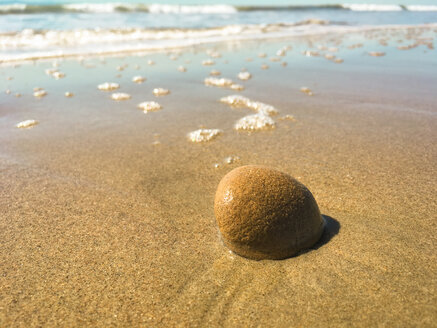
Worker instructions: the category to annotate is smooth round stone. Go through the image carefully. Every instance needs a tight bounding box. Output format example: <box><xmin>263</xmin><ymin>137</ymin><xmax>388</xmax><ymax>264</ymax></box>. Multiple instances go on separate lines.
<box><xmin>214</xmin><ymin>165</ymin><xmax>324</xmax><ymax>260</ymax></box>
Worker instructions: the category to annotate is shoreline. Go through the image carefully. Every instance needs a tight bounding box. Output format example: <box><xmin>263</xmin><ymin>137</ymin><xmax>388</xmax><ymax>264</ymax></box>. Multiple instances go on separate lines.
<box><xmin>1</xmin><ymin>23</ymin><xmax>437</xmax><ymax>64</ymax></box>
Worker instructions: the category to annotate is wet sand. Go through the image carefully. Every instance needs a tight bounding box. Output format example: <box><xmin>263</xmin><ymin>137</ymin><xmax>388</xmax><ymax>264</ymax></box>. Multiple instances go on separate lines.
<box><xmin>1</xmin><ymin>30</ymin><xmax>437</xmax><ymax>327</ymax></box>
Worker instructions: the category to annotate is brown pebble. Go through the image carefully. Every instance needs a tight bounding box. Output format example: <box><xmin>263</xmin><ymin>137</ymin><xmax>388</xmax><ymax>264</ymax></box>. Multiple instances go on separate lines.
<box><xmin>214</xmin><ymin>166</ymin><xmax>324</xmax><ymax>260</ymax></box>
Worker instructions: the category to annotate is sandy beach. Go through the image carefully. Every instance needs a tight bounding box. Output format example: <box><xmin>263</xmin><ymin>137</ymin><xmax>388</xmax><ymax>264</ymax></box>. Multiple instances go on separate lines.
<box><xmin>1</xmin><ymin>27</ymin><xmax>437</xmax><ymax>327</ymax></box>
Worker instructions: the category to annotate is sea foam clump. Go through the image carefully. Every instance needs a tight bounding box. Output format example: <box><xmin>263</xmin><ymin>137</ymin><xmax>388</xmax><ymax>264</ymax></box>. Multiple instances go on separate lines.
<box><xmin>111</xmin><ymin>92</ymin><xmax>131</xmax><ymax>100</ymax></box>
<box><xmin>153</xmin><ymin>88</ymin><xmax>170</xmax><ymax>96</ymax></box>
<box><xmin>237</xmin><ymin>71</ymin><xmax>252</xmax><ymax>81</ymax></box>
<box><xmin>220</xmin><ymin>95</ymin><xmax>279</xmax><ymax>131</ymax></box>
<box><xmin>204</xmin><ymin>77</ymin><xmax>233</xmax><ymax>88</ymax></box>
<box><xmin>187</xmin><ymin>129</ymin><xmax>223</xmax><ymax>143</ymax></box>
<box><xmin>220</xmin><ymin>95</ymin><xmax>279</xmax><ymax>115</ymax></box>
<box><xmin>33</xmin><ymin>89</ymin><xmax>47</xmax><ymax>98</ymax></box>
<box><xmin>98</xmin><ymin>82</ymin><xmax>120</xmax><ymax>91</ymax></box>
<box><xmin>234</xmin><ymin>113</ymin><xmax>276</xmax><ymax>131</ymax></box>
<box><xmin>132</xmin><ymin>76</ymin><xmax>146</xmax><ymax>83</ymax></box>
<box><xmin>138</xmin><ymin>101</ymin><xmax>162</xmax><ymax>112</ymax></box>
<box><xmin>16</xmin><ymin>119</ymin><xmax>38</xmax><ymax>129</ymax></box>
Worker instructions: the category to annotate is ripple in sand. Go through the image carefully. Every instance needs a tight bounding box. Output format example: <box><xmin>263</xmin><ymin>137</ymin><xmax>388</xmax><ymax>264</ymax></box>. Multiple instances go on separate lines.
<box><xmin>153</xmin><ymin>88</ymin><xmax>170</xmax><ymax>96</ymax></box>
<box><xmin>64</xmin><ymin>92</ymin><xmax>73</xmax><ymax>97</ymax></box>
<box><xmin>187</xmin><ymin>129</ymin><xmax>223</xmax><ymax>143</ymax></box>
<box><xmin>202</xmin><ymin>59</ymin><xmax>215</xmax><ymax>66</ymax></box>
<box><xmin>210</xmin><ymin>70</ymin><xmax>221</xmax><ymax>76</ymax></box>
<box><xmin>132</xmin><ymin>76</ymin><xmax>146</xmax><ymax>83</ymax></box>
<box><xmin>16</xmin><ymin>119</ymin><xmax>38</xmax><ymax>129</ymax></box>
<box><xmin>33</xmin><ymin>89</ymin><xmax>47</xmax><ymax>98</ymax></box>
<box><xmin>237</xmin><ymin>71</ymin><xmax>251</xmax><ymax>81</ymax></box>
<box><xmin>204</xmin><ymin>77</ymin><xmax>233</xmax><ymax>88</ymax></box>
<box><xmin>368</xmin><ymin>51</ymin><xmax>386</xmax><ymax>57</ymax></box>
<box><xmin>111</xmin><ymin>92</ymin><xmax>131</xmax><ymax>101</ymax></box>
<box><xmin>235</xmin><ymin>113</ymin><xmax>276</xmax><ymax>131</ymax></box>
<box><xmin>177</xmin><ymin>66</ymin><xmax>187</xmax><ymax>72</ymax></box>
<box><xmin>138</xmin><ymin>101</ymin><xmax>162</xmax><ymax>112</ymax></box>
<box><xmin>98</xmin><ymin>82</ymin><xmax>120</xmax><ymax>91</ymax></box>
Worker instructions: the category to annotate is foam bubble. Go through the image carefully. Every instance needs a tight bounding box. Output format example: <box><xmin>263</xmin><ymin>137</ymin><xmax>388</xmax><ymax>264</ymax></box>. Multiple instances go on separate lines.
<box><xmin>220</xmin><ymin>95</ymin><xmax>251</xmax><ymax>107</ymax></box>
<box><xmin>224</xmin><ymin>156</ymin><xmax>240</xmax><ymax>164</ymax></box>
<box><xmin>33</xmin><ymin>90</ymin><xmax>47</xmax><ymax>98</ymax></box>
<box><xmin>132</xmin><ymin>76</ymin><xmax>146</xmax><ymax>83</ymax></box>
<box><xmin>138</xmin><ymin>101</ymin><xmax>162</xmax><ymax>112</ymax></box>
<box><xmin>153</xmin><ymin>88</ymin><xmax>170</xmax><ymax>96</ymax></box>
<box><xmin>220</xmin><ymin>95</ymin><xmax>278</xmax><ymax>115</ymax></box>
<box><xmin>16</xmin><ymin>119</ymin><xmax>38</xmax><ymax>129</ymax></box>
<box><xmin>303</xmin><ymin>50</ymin><xmax>320</xmax><ymax>57</ymax></box>
<box><xmin>187</xmin><ymin>129</ymin><xmax>223</xmax><ymax>143</ymax></box>
<box><xmin>234</xmin><ymin>114</ymin><xmax>276</xmax><ymax>131</ymax></box>
<box><xmin>111</xmin><ymin>92</ymin><xmax>131</xmax><ymax>101</ymax></box>
<box><xmin>204</xmin><ymin>77</ymin><xmax>233</xmax><ymax>87</ymax></box>
<box><xmin>202</xmin><ymin>59</ymin><xmax>215</xmax><ymax>66</ymax></box>
<box><xmin>237</xmin><ymin>71</ymin><xmax>251</xmax><ymax>81</ymax></box>
<box><xmin>279</xmin><ymin>114</ymin><xmax>296</xmax><ymax>121</ymax></box>
<box><xmin>210</xmin><ymin>70</ymin><xmax>221</xmax><ymax>76</ymax></box>
<box><xmin>147</xmin><ymin>60</ymin><xmax>155</xmax><ymax>65</ymax></box>
<box><xmin>368</xmin><ymin>51</ymin><xmax>386</xmax><ymax>57</ymax></box>
<box><xmin>177</xmin><ymin>66</ymin><xmax>187</xmax><ymax>72</ymax></box>
<box><xmin>261</xmin><ymin>64</ymin><xmax>269</xmax><ymax>70</ymax></box>
<box><xmin>64</xmin><ymin>92</ymin><xmax>73</xmax><ymax>97</ymax></box>
<box><xmin>98</xmin><ymin>82</ymin><xmax>120</xmax><ymax>91</ymax></box>
<box><xmin>52</xmin><ymin>71</ymin><xmax>65</xmax><ymax>79</ymax></box>
<box><xmin>300</xmin><ymin>87</ymin><xmax>313</xmax><ymax>96</ymax></box>
<box><xmin>258</xmin><ymin>53</ymin><xmax>267</xmax><ymax>58</ymax></box>
<box><xmin>230</xmin><ymin>84</ymin><xmax>245</xmax><ymax>91</ymax></box>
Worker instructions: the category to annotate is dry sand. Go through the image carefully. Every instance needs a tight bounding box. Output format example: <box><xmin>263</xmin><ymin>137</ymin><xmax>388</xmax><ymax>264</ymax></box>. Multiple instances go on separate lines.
<box><xmin>1</xmin><ymin>32</ymin><xmax>436</xmax><ymax>327</ymax></box>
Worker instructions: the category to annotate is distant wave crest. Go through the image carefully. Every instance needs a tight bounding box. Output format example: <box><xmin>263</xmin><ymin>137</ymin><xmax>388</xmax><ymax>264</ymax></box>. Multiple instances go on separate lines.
<box><xmin>1</xmin><ymin>3</ymin><xmax>437</xmax><ymax>15</ymax></box>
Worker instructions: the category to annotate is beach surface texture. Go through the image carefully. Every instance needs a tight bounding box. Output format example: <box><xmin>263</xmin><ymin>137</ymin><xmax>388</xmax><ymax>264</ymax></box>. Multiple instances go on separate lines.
<box><xmin>1</xmin><ymin>4</ymin><xmax>437</xmax><ymax>326</ymax></box>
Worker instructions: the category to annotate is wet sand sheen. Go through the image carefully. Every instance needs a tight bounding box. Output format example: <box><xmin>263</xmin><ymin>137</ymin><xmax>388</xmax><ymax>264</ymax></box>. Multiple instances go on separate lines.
<box><xmin>1</xmin><ymin>33</ymin><xmax>436</xmax><ymax>327</ymax></box>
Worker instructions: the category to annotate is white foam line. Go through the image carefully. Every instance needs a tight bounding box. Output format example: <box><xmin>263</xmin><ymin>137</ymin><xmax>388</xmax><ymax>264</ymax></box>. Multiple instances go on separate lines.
<box><xmin>406</xmin><ymin>5</ymin><xmax>437</xmax><ymax>12</ymax></box>
<box><xmin>1</xmin><ymin>23</ymin><xmax>436</xmax><ymax>63</ymax></box>
<box><xmin>342</xmin><ymin>4</ymin><xmax>403</xmax><ymax>11</ymax></box>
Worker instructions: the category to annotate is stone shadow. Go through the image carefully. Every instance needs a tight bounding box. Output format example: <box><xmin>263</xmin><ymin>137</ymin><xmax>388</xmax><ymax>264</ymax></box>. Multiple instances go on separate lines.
<box><xmin>311</xmin><ymin>215</ymin><xmax>340</xmax><ymax>251</ymax></box>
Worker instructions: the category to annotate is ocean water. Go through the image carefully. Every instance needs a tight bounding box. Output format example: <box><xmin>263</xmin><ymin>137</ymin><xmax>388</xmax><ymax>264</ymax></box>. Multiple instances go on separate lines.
<box><xmin>0</xmin><ymin>1</ymin><xmax>436</xmax><ymax>62</ymax></box>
